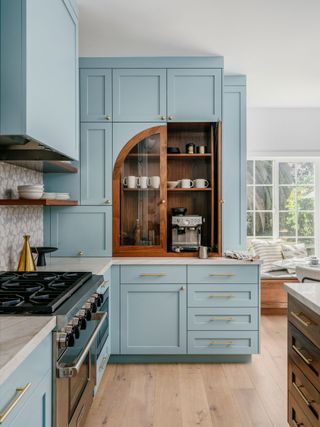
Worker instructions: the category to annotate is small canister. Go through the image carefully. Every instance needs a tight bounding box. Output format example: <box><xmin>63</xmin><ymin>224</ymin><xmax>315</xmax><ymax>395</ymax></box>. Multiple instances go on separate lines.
<box><xmin>197</xmin><ymin>145</ymin><xmax>207</xmax><ymax>154</ymax></box>
<box><xmin>186</xmin><ymin>143</ymin><xmax>196</xmax><ymax>154</ymax></box>
<box><xmin>199</xmin><ymin>246</ymin><xmax>208</xmax><ymax>259</ymax></box>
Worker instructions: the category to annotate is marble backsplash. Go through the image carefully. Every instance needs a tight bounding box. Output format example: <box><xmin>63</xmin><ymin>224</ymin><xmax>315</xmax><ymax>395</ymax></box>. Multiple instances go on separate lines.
<box><xmin>0</xmin><ymin>162</ymin><xmax>43</xmax><ymax>270</ymax></box>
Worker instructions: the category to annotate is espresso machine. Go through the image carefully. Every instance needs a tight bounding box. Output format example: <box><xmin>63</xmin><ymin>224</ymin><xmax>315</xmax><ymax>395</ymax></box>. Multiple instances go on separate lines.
<box><xmin>171</xmin><ymin>208</ymin><xmax>203</xmax><ymax>252</ymax></box>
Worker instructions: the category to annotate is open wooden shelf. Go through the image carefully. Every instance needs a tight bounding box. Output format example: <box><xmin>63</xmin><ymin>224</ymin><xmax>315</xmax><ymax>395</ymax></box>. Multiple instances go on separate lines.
<box><xmin>0</xmin><ymin>199</ymin><xmax>78</xmax><ymax>206</ymax></box>
<box><xmin>167</xmin><ymin>187</ymin><xmax>212</xmax><ymax>192</ymax></box>
<box><xmin>167</xmin><ymin>154</ymin><xmax>212</xmax><ymax>158</ymax></box>
<box><xmin>122</xmin><ymin>188</ymin><xmax>160</xmax><ymax>191</ymax></box>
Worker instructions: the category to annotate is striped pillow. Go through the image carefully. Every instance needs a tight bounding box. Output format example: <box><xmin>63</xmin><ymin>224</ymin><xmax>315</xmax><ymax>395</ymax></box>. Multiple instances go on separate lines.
<box><xmin>251</xmin><ymin>239</ymin><xmax>283</xmax><ymax>273</ymax></box>
<box><xmin>282</xmin><ymin>243</ymin><xmax>307</xmax><ymax>259</ymax></box>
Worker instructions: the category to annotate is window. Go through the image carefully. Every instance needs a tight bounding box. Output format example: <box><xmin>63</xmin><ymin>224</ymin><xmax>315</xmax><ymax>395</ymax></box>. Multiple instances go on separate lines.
<box><xmin>247</xmin><ymin>159</ymin><xmax>317</xmax><ymax>255</ymax></box>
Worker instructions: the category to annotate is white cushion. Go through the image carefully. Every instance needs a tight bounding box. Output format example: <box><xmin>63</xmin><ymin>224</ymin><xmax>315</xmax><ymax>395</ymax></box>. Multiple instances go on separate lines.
<box><xmin>251</xmin><ymin>239</ymin><xmax>283</xmax><ymax>273</ymax></box>
<box><xmin>282</xmin><ymin>243</ymin><xmax>307</xmax><ymax>259</ymax></box>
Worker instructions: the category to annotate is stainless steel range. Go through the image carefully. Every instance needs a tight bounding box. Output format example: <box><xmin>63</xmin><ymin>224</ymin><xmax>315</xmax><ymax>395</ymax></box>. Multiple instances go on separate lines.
<box><xmin>0</xmin><ymin>271</ymin><xmax>109</xmax><ymax>427</ymax></box>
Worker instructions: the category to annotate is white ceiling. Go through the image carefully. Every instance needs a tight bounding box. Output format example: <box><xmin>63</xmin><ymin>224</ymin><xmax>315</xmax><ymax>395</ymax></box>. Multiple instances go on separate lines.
<box><xmin>78</xmin><ymin>0</ymin><xmax>320</xmax><ymax>108</ymax></box>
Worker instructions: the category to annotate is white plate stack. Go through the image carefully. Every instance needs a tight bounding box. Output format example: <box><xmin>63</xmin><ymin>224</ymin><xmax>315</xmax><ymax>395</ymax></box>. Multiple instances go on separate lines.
<box><xmin>18</xmin><ymin>185</ymin><xmax>44</xmax><ymax>200</ymax></box>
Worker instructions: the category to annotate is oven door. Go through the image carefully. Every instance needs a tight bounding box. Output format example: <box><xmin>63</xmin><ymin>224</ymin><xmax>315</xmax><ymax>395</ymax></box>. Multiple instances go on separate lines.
<box><xmin>56</xmin><ymin>312</ymin><xmax>107</xmax><ymax>427</ymax></box>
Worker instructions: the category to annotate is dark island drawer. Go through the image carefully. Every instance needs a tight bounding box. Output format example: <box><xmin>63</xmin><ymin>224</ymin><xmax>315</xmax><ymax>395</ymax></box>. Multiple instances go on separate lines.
<box><xmin>289</xmin><ymin>295</ymin><xmax>320</xmax><ymax>350</ymax></box>
<box><xmin>289</xmin><ymin>392</ymin><xmax>316</xmax><ymax>427</ymax></box>
<box><xmin>289</xmin><ymin>359</ymin><xmax>320</xmax><ymax>426</ymax></box>
<box><xmin>289</xmin><ymin>323</ymin><xmax>320</xmax><ymax>391</ymax></box>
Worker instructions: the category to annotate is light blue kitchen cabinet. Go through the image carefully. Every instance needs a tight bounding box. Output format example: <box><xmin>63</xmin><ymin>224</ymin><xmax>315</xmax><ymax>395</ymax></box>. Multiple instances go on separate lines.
<box><xmin>50</xmin><ymin>206</ymin><xmax>112</xmax><ymax>256</ymax></box>
<box><xmin>222</xmin><ymin>76</ymin><xmax>247</xmax><ymax>251</ymax></box>
<box><xmin>113</xmin><ymin>69</ymin><xmax>166</xmax><ymax>122</ymax></box>
<box><xmin>188</xmin><ymin>331</ymin><xmax>258</xmax><ymax>355</ymax></box>
<box><xmin>80</xmin><ymin>123</ymin><xmax>112</xmax><ymax>205</ymax></box>
<box><xmin>0</xmin><ymin>0</ymin><xmax>79</xmax><ymax>160</ymax></box>
<box><xmin>167</xmin><ymin>69</ymin><xmax>222</xmax><ymax>122</ymax></box>
<box><xmin>80</xmin><ymin>69</ymin><xmax>112</xmax><ymax>122</ymax></box>
<box><xmin>121</xmin><ymin>284</ymin><xmax>187</xmax><ymax>354</ymax></box>
<box><xmin>0</xmin><ymin>335</ymin><xmax>52</xmax><ymax>427</ymax></box>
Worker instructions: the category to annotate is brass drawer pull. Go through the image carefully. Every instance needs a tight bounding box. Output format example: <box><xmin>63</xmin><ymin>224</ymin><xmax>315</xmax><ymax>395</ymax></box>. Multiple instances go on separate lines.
<box><xmin>208</xmin><ymin>273</ymin><xmax>236</xmax><ymax>277</ymax></box>
<box><xmin>292</xmin><ymin>381</ymin><xmax>314</xmax><ymax>407</ymax></box>
<box><xmin>0</xmin><ymin>383</ymin><xmax>31</xmax><ymax>423</ymax></box>
<box><xmin>209</xmin><ymin>340</ymin><xmax>234</xmax><ymax>346</ymax></box>
<box><xmin>209</xmin><ymin>316</ymin><xmax>235</xmax><ymax>321</ymax></box>
<box><xmin>293</xmin><ymin>420</ymin><xmax>304</xmax><ymax>427</ymax></box>
<box><xmin>209</xmin><ymin>294</ymin><xmax>233</xmax><ymax>298</ymax></box>
<box><xmin>99</xmin><ymin>356</ymin><xmax>108</xmax><ymax>371</ymax></box>
<box><xmin>292</xmin><ymin>344</ymin><xmax>313</xmax><ymax>365</ymax></box>
<box><xmin>291</xmin><ymin>311</ymin><xmax>312</xmax><ymax>328</ymax></box>
<box><xmin>139</xmin><ymin>273</ymin><xmax>167</xmax><ymax>277</ymax></box>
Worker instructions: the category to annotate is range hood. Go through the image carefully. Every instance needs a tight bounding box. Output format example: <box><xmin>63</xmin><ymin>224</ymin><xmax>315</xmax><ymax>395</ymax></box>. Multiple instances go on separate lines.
<box><xmin>0</xmin><ymin>135</ymin><xmax>72</xmax><ymax>161</ymax></box>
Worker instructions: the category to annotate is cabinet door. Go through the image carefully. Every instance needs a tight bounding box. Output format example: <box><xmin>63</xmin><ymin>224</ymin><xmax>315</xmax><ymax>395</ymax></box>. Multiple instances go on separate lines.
<box><xmin>81</xmin><ymin>123</ymin><xmax>112</xmax><ymax>205</ymax></box>
<box><xmin>50</xmin><ymin>206</ymin><xmax>112</xmax><ymax>256</ymax></box>
<box><xmin>9</xmin><ymin>371</ymin><xmax>52</xmax><ymax>427</ymax></box>
<box><xmin>222</xmin><ymin>83</ymin><xmax>246</xmax><ymax>251</ymax></box>
<box><xmin>167</xmin><ymin>69</ymin><xmax>222</xmax><ymax>121</ymax></box>
<box><xmin>113</xmin><ymin>69</ymin><xmax>166</xmax><ymax>122</ymax></box>
<box><xmin>121</xmin><ymin>284</ymin><xmax>186</xmax><ymax>354</ymax></box>
<box><xmin>80</xmin><ymin>69</ymin><xmax>112</xmax><ymax>122</ymax></box>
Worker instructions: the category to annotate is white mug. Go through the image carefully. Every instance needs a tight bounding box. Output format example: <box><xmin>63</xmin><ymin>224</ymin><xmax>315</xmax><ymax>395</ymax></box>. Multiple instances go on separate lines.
<box><xmin>193</xmin><ymin>179</ymin><xmax>209</xmax><ymax>188</ymax></box>
<box><xmin>138</xmin><ymin>176</ymin><xmax>149</xmax><ymax>189</ymax></box>
<box><xmin>123</xmin><ymin>176</ymin><xmax>137</xmax><ymax>189</ymax></box>
<box><xmin>149</xmin><ymin>176</ymin><xmax>160</xmax><ymax>189</ymax></box>
<box><xmin>180</xmin><ymin>179</ymin><xmax>194</xmax><ymax>188</ymax></box>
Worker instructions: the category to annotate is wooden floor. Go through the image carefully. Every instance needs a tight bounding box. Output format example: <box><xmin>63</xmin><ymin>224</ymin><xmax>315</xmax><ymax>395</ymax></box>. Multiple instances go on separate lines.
<box><xmin>85</xmin><ymin>315</ymin><xmax>288</xmax><ymax>427</ymax></box>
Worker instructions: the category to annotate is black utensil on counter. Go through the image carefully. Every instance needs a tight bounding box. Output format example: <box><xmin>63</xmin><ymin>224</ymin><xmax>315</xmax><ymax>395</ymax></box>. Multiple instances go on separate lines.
<box><xmin>31</xmin><ymin>247</ymin><xmax>58</xmax><ymax>266</ymax></box>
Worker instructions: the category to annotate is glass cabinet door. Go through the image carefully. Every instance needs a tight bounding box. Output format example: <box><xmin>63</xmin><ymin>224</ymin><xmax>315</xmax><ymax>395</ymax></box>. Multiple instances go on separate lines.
<box><xmin>113</xmin><ymin>126</ymin><xmax>167</xmax><ymax>254</ymax></box>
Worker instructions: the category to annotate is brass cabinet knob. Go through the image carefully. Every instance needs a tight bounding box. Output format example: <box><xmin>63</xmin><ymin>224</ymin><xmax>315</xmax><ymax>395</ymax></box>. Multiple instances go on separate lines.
<box><xmin>168</xmin><ymin>115</ymin><xmax>173</xmax><ymax>120</ymax></box>
<box><xmin>160</xmin><ymin>200</ymin><xmax>166</xmax><ymax>204</ymax></box>
<box><xmin>160</xmin><ymin>116</ymin><xmax>166</xmax><ymax>121</ymax></box>
<box><xmin>105</xmin><ymin>116</ymin><xmax>112</xmax><ymax>121</ymax></box>
<box><xmin>220</xmin><ymin>199</ymin><xmax>225</xmax><ymax>204</ymax></box>
<box><xmin>105</xmin><ymin>199</ymin><xmax>112</xmax><ymax>205</ymax></box>
<box><xmin>78</xmin><ymin>250</ymin><xmax>85</xmax><ymax>257</ymax></box>
<box><xmin>180</xmin><ymin>286</ymin><xmax>186</xmax><ymax>291</ymax></box>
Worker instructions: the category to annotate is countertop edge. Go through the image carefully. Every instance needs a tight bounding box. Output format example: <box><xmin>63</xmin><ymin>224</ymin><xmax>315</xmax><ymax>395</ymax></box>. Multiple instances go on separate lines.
<box><xmin>284</xmin><ymin>283</ymin><xmax>320</xmax><ymax>316</ymax></box>
<box><xmin>0</xmin><ymin>317</ymin><xmax>56</xmax><ymax>386</ymax></box>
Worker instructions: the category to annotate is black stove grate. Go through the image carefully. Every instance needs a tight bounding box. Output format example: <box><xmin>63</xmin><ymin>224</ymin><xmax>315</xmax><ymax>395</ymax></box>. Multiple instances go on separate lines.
<box><xmin>0</xmin><ymin>271</ymin><xmax>92</xmax><ymax>314</ymax></box>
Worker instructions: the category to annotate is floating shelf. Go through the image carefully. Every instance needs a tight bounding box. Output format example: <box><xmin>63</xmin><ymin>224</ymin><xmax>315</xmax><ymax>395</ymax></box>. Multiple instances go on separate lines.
<box><xmin>167</xmin><ymin>154</ymin><xmax>212</xmax><ymax>158</ymax></box>
<box><xmin>167</xmin><ymin>188</ymin><xmax>212</xmax><ymax>192</ymax></box>
<box><xmin>4</xmin><ymin>160</ymin><xmax>78</xmax><ymax>173</ymax></box>
<box><xmin>0</xmin><ymin>199</ymin><xmax>79</xmax><ymax>206</ymax></box>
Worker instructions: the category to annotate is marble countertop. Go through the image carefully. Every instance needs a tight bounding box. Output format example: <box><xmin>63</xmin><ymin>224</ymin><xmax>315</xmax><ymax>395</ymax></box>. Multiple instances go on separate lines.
<box><xmin>284</xmin><ymin>282</ymin><xmax>320</xmax><ymax>316</ymax></box>
<box><xmin>0</xmin><ymin>316</ymin><xmax>56</xmax><ymax>386</ymax></box>
<box><xmin>39</xmin><ymin>256</ymin><xmax>262</xmax><ymax>275</ymax></box>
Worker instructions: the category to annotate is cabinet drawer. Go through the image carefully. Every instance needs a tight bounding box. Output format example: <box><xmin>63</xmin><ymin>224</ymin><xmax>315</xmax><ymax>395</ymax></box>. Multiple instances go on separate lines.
<box><xmin>120</xmin><ymin>265</ymin><xmax>186</xmax><ymax>284</ymax></box>
<box><xmin>188</xmin><ymin>284</ymin><xmax>258</xmax><ymax>308</ymax></box>
<box><xmin>188</xmin><ymin>307</ymin><xmax>258</xmax><ymax>331</ymax></box>
<box><xmin>289</xmin><ymin>296</ymin><xmax>320</xmax><ymax>349</ymax></box>
<box><xmin>0</xmin><ymin>335</ymin><xmax>52</xmax><ymax>426</ymax></box>
<box><xmin>288</xmin><ymin>324</ymin><xmax>320</xmax><ymax>390</ymax></box>
<box><xmin>188</xmin><ymin>331</ymin><xmax>258</xmax><ymax>355</ymax></box>
<box><xmin>289</xmin><ymin>359</ymin><xmax>320</xmax><ymax>426</ymax></box>
<box><xmin>288</xmin><ymin>392</ymin><xmax>315</xmax><ymax>427</ymax></box>
<box><xmin>188</xmin><ymin>265</ymin><xmax>258</xmax><ymax>284</ymax></box>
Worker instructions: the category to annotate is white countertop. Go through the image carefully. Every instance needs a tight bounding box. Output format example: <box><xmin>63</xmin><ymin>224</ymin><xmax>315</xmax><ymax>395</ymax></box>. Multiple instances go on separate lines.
<box><xmin>39</xmin><ymin>256</ymin><xmax>262</xmax><ymax>275</ymax></box>
<box><xmin>284</xmin><ymin>282</ymin><xmax>320</xmax><ymax>316</ymax></box>
<box><xmin>0</xmin><ymin>316</ymin><xmax>56</xmax><ymax>386</ymax></box>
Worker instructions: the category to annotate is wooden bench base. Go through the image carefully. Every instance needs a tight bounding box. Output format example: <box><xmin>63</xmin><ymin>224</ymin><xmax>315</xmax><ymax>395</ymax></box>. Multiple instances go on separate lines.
<box><xmin>261</xmin><ymin>278</ymin><xmax>299</xmax><ymax>315</ymax></box>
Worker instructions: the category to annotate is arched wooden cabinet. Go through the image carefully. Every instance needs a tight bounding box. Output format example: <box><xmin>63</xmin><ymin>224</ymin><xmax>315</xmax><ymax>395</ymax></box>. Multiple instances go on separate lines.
<box><xmin>112</xmin><ymin>122</ymin><xmax>222</xmax><ymax>256</ymax></box>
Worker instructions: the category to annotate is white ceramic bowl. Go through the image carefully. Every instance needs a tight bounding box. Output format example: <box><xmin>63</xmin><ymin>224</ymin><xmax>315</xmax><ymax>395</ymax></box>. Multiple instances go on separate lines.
<box><xmin>19</xmin><ymin>192</ymin><xmax>43</xmax><ymax>200</ymax></box>
<box><xmin>18</xmin><ymin>185</ymin><xmax>44</xmax><ymax>190</ymax></box>
<box><xmin>167</xmin><ymin>181</ymin><xmax>179</xmax><ymax>189</ymax></box>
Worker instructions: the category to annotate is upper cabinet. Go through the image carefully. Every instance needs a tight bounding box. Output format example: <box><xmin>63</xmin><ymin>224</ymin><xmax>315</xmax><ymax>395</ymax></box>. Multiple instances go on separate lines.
<box><xmin>0</xmin><ymin>0</ymin><xmax>79</xmax><ymax>160</ymax></box>
<box><xmin>80</xmin><ymin>69</ymin><xmax>112</xmax><ymax>122</ymax></box>
<box><xmin>167</xmin><ymin>69</ymin><xmax>222</xmax><ymax>122</ymax></box>
<box><xmin>113</xmin><ymin>69</ymin><xmax>166</xmax><ymax>122</ymax></box>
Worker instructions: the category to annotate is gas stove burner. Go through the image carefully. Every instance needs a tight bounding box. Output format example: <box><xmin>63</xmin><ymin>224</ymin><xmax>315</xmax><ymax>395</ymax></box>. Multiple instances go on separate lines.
<box><xmin>0</xmin><ymin>274</ymin><xmax>19</xmax><ymax>283</ymax></box>
<box><xmin>0</xmin><ymin>294</ymin><xmax>23</xmax><ymax>307</ymax></box>
<box><xmin>63</xmin><ymin>273</ymin><xmax>80</xmax><ymax>278</ymax></box>
<box><xmin>29</xmin><ymin>291</ymin><xmax>59</xmax><ymax>305</ymax></box>
<box><xmin>49</xmin><ymin>282</ymin><xmax>67</xmax><ymax>290</ymax></box>
<box><xmin>22</xmin><ymin>272</ymin><xmax>59</xmax><ymax>281</ymax></box>
<box><xmin>1</xmin><ymin>282</ymin><xmax>44</xmax><ymax>294</ymax></box>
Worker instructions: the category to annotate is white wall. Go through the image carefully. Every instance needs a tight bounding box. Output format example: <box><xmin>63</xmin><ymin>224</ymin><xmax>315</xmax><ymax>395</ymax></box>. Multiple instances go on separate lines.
<box><xmin>247</xmin><ymin>108</ymin><xmax>320</xmax><ymax>156</ymax></box>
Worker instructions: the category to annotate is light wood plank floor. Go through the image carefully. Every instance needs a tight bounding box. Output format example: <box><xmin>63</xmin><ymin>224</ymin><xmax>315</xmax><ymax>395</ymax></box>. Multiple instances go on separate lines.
<box><xmin>85</xmin><ymin>315</ymin><xmax>288</xmax><ymax>427</ymax></box>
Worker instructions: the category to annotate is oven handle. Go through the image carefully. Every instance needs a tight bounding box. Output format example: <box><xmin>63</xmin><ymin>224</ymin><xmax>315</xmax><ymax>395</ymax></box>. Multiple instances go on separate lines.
<box><xmin>56</xmin><ymin>312</ymin><xmax>107</xmax><ymax>378</ymax></box>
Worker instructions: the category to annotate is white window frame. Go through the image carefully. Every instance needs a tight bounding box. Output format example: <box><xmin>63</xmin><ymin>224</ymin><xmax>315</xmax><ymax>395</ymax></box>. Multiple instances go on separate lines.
<box><xmin>247</xmin><ymin>156</ymin><xmax>320</xmax><ymax>256</ymax></box>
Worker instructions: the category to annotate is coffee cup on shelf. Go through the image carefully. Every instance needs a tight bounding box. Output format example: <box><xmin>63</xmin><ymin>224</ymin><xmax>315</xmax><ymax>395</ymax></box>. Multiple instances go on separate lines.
<box><xmin>123</xmin><ymin>176</ymin><xmax>137</xmax><ymax>189</ymax></box>
<box><xmin>137</xmin><ymin>176</ymin><xmax>149</xmax><ymax>189</ymax></box>
<box><xmin>149</xmin><ymin>176</ymin><xmax>160</xmax><ymax>189</ymax></box>
<box><xmin>193</xmin><ymin>179</ymin><xmax>209</xmax><ymax>188</ymax></box>
<box><xmin>180</xmin><ymin>179</ymin><xmax>194</xmax><ymax>188</ymax></box>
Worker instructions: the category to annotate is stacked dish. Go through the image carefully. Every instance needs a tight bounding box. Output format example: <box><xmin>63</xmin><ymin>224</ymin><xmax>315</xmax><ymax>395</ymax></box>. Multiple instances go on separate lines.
<box><xmin>42</xmin><ymin>192</ymin><xmax>70</xmax><ymax>200</ymax></box>
<box><xmin>18</xmin><ymin>185</ymin><xmax>43</xmax><ymax>200</ymax></box>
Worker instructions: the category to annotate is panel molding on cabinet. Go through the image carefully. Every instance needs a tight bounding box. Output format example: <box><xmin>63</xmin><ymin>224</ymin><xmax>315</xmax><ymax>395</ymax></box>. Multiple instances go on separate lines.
<box><xmin>113</xmin><ymin>69</ymin><xmax>166</xmax><ymax>122</ymax></box>
<box><xmin>80</xmin><ymin>123</ymin><xmax>112</xmax><ymax>205</ymax></box>
<box><xmin>167</xmin><ymin>69</ymin><xmax>222</xmax><ymax>122</ymax></box>
<box><xmin>80</xmin><ymin>68</ymin><xmax>112</xmax><ymax>122</ymax></box>
<box><xmin>50</xmin><ymin>206</ymin><xmax>112</xmax><ymax>256</ymax></box>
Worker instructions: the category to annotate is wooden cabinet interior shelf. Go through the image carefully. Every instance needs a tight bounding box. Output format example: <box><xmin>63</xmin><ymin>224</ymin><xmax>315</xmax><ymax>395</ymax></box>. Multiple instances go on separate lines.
<box><xmin>167</xmin><ymin>154</ymin><xmax>212</xmax><ymax>158</ymax></box>
<box><xmin>123</xmin><ymin>188</ymin><xmax>159</xmax><ymax>191</ymax></box>
<box><xmin>0</xmin><ymin>199</ymin><xmax>78</xmax><ymax>206</ymax></box>
<box><xmin>167</xmin><ymin>188</ymin><xmax>212</xmax><ymax>191</ymax></box>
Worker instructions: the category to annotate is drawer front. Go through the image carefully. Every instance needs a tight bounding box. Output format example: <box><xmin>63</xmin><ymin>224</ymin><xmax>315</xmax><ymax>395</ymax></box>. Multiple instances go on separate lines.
<box><xmin>188</xmin><ymin>307</ymin><xmax>258</xmax><ymax>331</ymax></box>
<box><xmin>96</xmin><ymin>337</ymin><xmax>110</xmax><ymax>391</ymax></box>
<box><xmin>288</xmin><ymin>392</ymin><xmax>315</xmax><ymax>427</ymax></box>
<box><xmin>188</xmin><ymin>265</ymin><xmax>258</xmax><ymax>284</ymax></box>
<box><xmin>289</xmin><ymin>359</ymin><xmax>320</xmax><ymax>426</ymax></box>
<box><xmin>0</xmin><ymin>335</ymin><xmax>52</xmax><ymax>426</ymax></box>
<box><xmin>288</xmin><ymin>323</ymin><xmax>320</xmax><ymax>390</ymax></box>
<box><xmin>120</xmin><ymin>265</ymin><xmax>186</xmax><ymax>284</ymax></box>
<box><xmin>188</xmin><ymin>331</ymin><xmax>258</xmax><ymax>355</ymax></box>
<box><xmin>188</xmin><ymin>284</ymin><xmax>258</xmax><ymax>308</ymax></box>
<box><xmin>289</xmin><ymin>295</ymin><xmax>320</xmax><ymax>349</ymax></box>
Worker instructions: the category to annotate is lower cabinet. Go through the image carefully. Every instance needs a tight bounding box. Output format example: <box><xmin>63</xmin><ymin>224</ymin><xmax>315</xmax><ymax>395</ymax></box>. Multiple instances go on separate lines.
<box><xmin>120</xmin><ymin>284</ymin><xmax>187</xmax><ymax>354</ymax></box>
<box><xmin>50</xmin><ymin>206</ymin><xmax>112</xmax><ymax>257</ymax></box>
